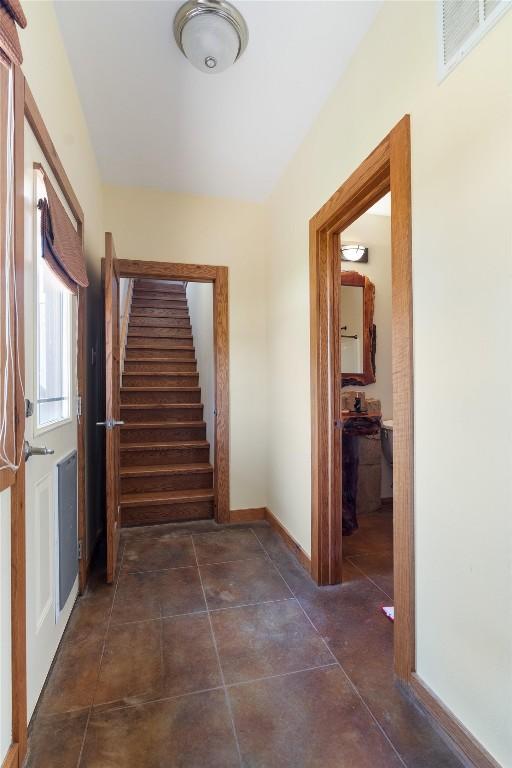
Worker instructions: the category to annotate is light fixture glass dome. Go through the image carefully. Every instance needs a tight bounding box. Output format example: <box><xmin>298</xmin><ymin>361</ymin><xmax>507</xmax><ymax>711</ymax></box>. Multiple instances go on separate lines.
<box><xmin>181</xmin><ymin>12</ymin><xmax>239</xmax><ymax>73</ymax></box>
<box><xmin>341</xmin><ymin>244</ymin><xmax>368</xmax><ymax>263</ymax></box>
<box><xmin>174</xmin><ymin>1</ymin><xmax>248</xmax><ymax>74</ymax></box>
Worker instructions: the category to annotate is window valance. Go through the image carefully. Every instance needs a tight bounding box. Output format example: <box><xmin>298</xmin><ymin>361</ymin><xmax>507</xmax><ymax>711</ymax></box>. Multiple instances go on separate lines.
<box><xmin>0</xmin><ymin>0</ymin><xmax>27</xmax><ymax>65</ymax></box>
<box><xmin>37</xmin><ymin>167</ymin><xmax>89</xmax><ymax>293</ymax></box>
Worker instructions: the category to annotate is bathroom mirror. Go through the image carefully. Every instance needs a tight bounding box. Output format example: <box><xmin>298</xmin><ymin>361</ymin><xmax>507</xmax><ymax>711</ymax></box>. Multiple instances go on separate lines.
<box><xmin>340</xmin><ymin>271</ymin><xmax>376</xmax><ymax>386</ymax></box>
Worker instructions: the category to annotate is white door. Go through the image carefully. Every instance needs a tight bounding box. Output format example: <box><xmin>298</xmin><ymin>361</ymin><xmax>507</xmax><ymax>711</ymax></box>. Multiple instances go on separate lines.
<box><xmin>24</xmin><ymin>123</ymin><xmax>79</xmax><ymax>719</ymax></box>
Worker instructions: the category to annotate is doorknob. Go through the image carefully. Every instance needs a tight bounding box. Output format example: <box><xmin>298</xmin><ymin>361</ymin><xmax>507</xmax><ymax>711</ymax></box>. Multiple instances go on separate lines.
<box><xmin>23</xmin><ymin>440</ymin><xmax>55</xmax><ymax>462</ymax></box>
<box><xmin>96</xmin><ymin>419</ymin><xmax>125</xmax><ymax>429</ymax></box>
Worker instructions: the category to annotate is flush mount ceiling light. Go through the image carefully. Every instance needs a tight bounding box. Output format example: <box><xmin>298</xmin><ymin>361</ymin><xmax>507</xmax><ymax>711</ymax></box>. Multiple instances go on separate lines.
<box><xmin>173</xmin><ymin>0</ymin><xmax>248</xmax><ymax>74</ymax></box>
<box><xmin>341</xmin><ymin>244</ymin><xmax>369</xmax><ymax>263</ymax></box>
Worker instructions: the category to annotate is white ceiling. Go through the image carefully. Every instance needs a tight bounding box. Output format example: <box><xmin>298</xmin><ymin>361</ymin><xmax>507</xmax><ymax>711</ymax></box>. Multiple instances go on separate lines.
<box><xmin>55</xmin><ymin>1</ymin><xmax>381</xmax><ymax>201</ymax></box>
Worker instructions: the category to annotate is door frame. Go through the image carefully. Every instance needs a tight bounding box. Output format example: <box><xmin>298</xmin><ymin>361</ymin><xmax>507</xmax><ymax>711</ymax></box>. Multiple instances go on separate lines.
<box><xmin>309</xmin><ymin>115</ymin><xmax>414</xmax><ymax>683</ymax></box>
<box><xmin>9</xmin><ymin>73</ymin><xmax>87</xmax><ymax>766</ymax></box>
<box><xmin>116</xmin><ymin>258</ymin><xmax>230</xmax><ymax>523</ymax></box>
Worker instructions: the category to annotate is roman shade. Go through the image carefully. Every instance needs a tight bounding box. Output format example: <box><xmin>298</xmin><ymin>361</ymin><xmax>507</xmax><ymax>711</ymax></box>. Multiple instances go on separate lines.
<box><xmin>0</xmin><ymin>0</ymin><xmax>27</xmax><ymax>65</ymax></box>
<box><xmin>38</xmin><ymin>170</ymin><xmax>89</xmax><ymax>293</ymax></box>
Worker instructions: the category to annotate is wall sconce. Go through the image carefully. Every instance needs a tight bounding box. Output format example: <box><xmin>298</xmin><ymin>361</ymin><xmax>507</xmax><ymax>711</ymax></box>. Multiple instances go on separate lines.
<box><xmin>341</xmin><ymin>244</ymin><xmax>368</xmax><ymax>263</ymax></box>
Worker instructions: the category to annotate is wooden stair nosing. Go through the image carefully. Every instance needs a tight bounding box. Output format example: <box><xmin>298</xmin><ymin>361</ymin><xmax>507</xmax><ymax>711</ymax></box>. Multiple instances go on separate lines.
<box><xmin>121</xmin><ymin>440</ymin><xmax>209</xmax><ymax>451</ymax></box>
<box><xmin>120</xmin><ymin>463</ymin><xmax>212</xmax><ymax>478</ymax></box>
<box><xmin>121</xmin><ymin>420</ymin><xmax>206</xmax><ymax>429</ymax></box>
<box><xmin>120</xmin><ymin>488</ymin><xmax>214</xmax><ymax>507</ymax></box>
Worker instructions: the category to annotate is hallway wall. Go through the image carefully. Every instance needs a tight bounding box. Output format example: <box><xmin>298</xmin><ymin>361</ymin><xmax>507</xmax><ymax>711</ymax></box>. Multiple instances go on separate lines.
<box><xmin>265</xmin><ymin>3</ymin><xmax>512</xmax><ymax>765</ymax></box>
<box><xmin>103</xmin><ymin>185</ymin><xmax>268</xmax><ymax>511</ymax></box>
<box><xmin>186</xmin><ymin>282</ymin><xmax>215</xmax><ymax>464</ymax></box>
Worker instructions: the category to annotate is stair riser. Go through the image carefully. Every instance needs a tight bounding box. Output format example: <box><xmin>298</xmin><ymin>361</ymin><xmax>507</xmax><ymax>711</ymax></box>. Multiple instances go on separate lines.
<box><xmin>121</xmin><ymin>500</ymin><xmax>213</xmax><ymax>527</ymax></box>
<box><xmin>127</xmin><ymin>338</ymin><xmax>193</xmax><ymax>349</ymax></box>
<box><xmin>133</xmin><ymin>280</ymin><xmax>185</xmax><ymax>293</ymax></box>
<box><xmin>121</xmin><ymin>406</ymin><xmax>203</xmax><ymax>422</ymax></box>
<box><xmin>121</xmin><ymin>425</ymin><xmax>206</xmax><ymax>443</ymax></box>
<box><xmin>123</xmin><ymin>361</ymin><xmax>197</xmax><ymax>373</ymax></box>
<box><xmin>131</xmin><ymin>297</ymin><xmax>187</xmax><ymax>308</ymax></box>
<box><xmin>129</xmin><ymin>317</ymin><xmax>191</xmax><ymax>328</ymax></box>
<box><xmin>125</xmin><ymin>348</ymin><xmax>195</xmax><ymax>360</ymax></box>
<box><xmin>121</xmin><ymin>471</ymin><xmax>213</xmax><ymax>494</ymax></box>
<box><xmin>121</xmin><ymin>445</ymin><xmax>209</xmax><ymax>466</ymax></box>
<box><xmin>128</xmin><ymin>328</ymin><xmax>192</xmax><ymax>339</ymax></box>
<box><xmin>123</xmin><ymin>374</ymin><xmax>199</xmax><ymax>387</ymax></box>
<box><xmin>133</xmin><ymin>291</ymin><xmax>186</xmax><ymax>302</ymax></box>
<box><xmin>130</xmin><ymin>308</ymin><xmax>190</xmax><ymax>318</ymax></box>
<box><xmin>121</xmin><ymin>389</ymin><xmax>201</xmax><ymax>404</ymax></box>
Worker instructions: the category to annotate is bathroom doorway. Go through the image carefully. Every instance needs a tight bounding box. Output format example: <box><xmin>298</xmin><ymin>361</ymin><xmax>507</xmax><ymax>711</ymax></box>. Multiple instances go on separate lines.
<box><xmin>309</xmin><ymin>115</ymin><xmax>414</xmax><ymax>683</ymax></box>
<box><xmin>339</xmin><ymin>196</ymin><xmax>394</xmax><ymax>615</ymax></box>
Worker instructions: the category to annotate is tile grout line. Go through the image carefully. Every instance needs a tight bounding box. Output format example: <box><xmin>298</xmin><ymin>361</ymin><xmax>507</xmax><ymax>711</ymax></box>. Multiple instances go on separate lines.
<box><xmin>108</xmin><ymin>596</ymin><xmax>297</xmax><ymax>629</ymax></box>
<box><xmin>346</xmin><ymin>556</ymin><xmax>394</xmax><ymax>602</ymax></box>
<box><xmin>190</xmin><ymin>536</ymin><xmax>244</xmax><ymax>768</ymax></box>
<box><xmin>76</xmin><ymin>542</ymin><xmax>127</xmax><ymax>768</ymax></box>
<box><xmin>249</xmin><ymin>527</ymin><xmax>409</xmax><ymax>768</ymax></box>
<box><xmin>122</xmin><ymin>552</ymin><xmax>269</xmax><ymax>576</ymax></box>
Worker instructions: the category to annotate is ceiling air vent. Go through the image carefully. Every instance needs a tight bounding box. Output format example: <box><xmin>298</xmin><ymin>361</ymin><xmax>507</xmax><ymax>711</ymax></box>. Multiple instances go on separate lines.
<box><xmin>438</xmin><ymin>0</ymin><xmax>511</xmax><ymax>80</ymax></box>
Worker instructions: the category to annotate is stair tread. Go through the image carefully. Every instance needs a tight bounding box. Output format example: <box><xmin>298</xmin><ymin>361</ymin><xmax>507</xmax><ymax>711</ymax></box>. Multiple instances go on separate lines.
<box><xmin>121</xmin><ymin>420</ymin><xmax>205</xmax><ymax>427</ymax></box>
<box><xmin>121</xmin><ymin>488</ymin><xmax>214</xmax><ymax>506</ymax></box>
<box><xmin>121</xmin><ymin>387</ymin><xmax>200</xmax><ymax>392</ymax></box>
<box><xmin>121</xmin><ymin>440</ymin><xmax>209</xmax><ymax>450</ymax></box>
<box><xmin>123</xmin><ymin>371</ymin><xmax>197</xmax><ymax>376</ymax></box>
<box><xmin>121</xmin><ymin>463</ymin><xmax>212</xmax><ymax>477</ymax></box>
<box><xmin>124</xmin><ymin>357</ymin><xmax>197</xmax><ymax>363</ymax></box>
<box><xmin>121</xmin><ymin>403</ymin><xmax>202</xmax><ymax>409</ymax></box>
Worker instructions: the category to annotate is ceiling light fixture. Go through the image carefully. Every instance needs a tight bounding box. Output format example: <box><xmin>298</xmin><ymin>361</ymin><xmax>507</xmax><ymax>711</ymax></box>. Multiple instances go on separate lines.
<box><xmin>341</xmin><ymin>244</ymin><xmax>369</xmax><ymax>263</ymax></box>
<box><xmin>173</xmin><ymin>0</ymin><xmax>248</xmax><ymax>74</ymax></box>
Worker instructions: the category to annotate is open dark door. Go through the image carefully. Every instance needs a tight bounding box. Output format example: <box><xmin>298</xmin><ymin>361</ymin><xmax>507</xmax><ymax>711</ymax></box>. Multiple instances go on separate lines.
<box><xmin>100</xmin><ymin>233</ymin><xmax>122</xmax><ymax>583</ymax></box>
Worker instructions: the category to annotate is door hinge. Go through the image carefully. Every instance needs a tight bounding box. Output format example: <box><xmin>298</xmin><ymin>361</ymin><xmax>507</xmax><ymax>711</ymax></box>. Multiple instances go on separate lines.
<box><xmin>78</xmin><ymin>539</ymin><xmax>83</xmax><ymax>560</ymax></box>
<box><xmin>76</xmin><ymin>395</ymin><xmax>82</xmax><ymax>418</ymax></box>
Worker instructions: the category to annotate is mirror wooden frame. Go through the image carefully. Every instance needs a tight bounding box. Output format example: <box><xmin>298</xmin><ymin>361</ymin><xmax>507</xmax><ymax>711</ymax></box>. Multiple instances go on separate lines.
<box><xmin>340</xmin><ymin>270</ymin><xmax>376</xmax><ymax>387</ymax></box>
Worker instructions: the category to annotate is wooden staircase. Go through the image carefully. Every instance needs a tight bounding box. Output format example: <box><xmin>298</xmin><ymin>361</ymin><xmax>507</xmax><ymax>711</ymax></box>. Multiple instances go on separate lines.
<box><xmin>120</xmin><ymin>279</ymin><xmax>214</xmax><ymax>526</ymax></box>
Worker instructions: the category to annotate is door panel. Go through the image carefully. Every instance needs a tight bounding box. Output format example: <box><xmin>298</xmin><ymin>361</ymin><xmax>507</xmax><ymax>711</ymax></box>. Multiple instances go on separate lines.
<box><xmin>24</xmin><ymin>123</ymin><xmax>79</xmax><ymax>719</ymax></box>
<box><xmin>103</xmin><ymin>233</ymin><xmax>121</xmax><ymax>583</ymax></box>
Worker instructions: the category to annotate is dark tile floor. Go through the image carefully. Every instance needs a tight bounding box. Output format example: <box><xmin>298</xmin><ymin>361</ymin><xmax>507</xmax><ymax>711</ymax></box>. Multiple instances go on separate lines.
<box><xmin>25</xmin><ymin>511</ymin><xmax>464</xmax><ymax>768</ymax></box>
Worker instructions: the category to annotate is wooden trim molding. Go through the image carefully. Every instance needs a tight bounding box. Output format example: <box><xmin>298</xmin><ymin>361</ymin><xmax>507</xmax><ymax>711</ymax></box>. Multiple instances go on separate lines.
<box><xmin>265</xmin><ymin>508</ymin><xmax>312</xmax><ymax>575</ymax></box>
<box><xmin>117</xmin><ymin>259</ymin><xmax>230</xmax><ymax>524</ymax></box>
<box><xmin>309</xmin><ymin>115</ymin><xmax>414</xmax><ymax>684</ymax></box>
<box><xmin>229</xmin><ymin>508</ymin><xmax>266</xmax><ymax>523</ymax></box>
<box><xmin>411</xmin><ymin>675</ymin><xmax>501</xmax><ymax>768</ymax></box>
<box><xmin>1</xmin><ymin>744</ymin><xmax>18</xmax><ymax>768</ymax></box>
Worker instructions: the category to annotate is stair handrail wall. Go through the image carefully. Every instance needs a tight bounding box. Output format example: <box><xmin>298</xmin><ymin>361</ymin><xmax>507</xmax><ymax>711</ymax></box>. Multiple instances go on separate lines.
<box><xmin>119</xmin><ymin>277</ymin><xmax>134</xmax><ymax>373</ymax></box>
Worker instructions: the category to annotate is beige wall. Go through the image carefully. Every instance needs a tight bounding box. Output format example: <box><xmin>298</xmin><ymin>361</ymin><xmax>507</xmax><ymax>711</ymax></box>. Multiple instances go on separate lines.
<box><xmin>187</xmin><ymin>282</ymin><xmax>215</xmax><ymax>464</ymax></box>
<box><xmin>103</xmin><ymin>185</ymin><xmax>268</xmax><ymax>511</ymax></box>
<box><xmin>342</xmin><ymin>212</ymin><xmax>392</xmax><ymax>497</ymax></box>
<box><xmin>265</xmin><ymin>3</ymin><xmax>512</xmax><ymax>764</ymax></box>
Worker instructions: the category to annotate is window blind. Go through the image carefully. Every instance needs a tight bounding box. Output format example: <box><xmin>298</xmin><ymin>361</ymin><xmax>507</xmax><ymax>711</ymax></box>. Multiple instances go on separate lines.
<box><xmin>0</xmin><ymin>0</ymin><xmax>27</xmax><ymax>65</ymax></box>
<box><xmin>37</xmin><ymin>169</ymin><xmax>89</xmax><ymax>294</ymax></box>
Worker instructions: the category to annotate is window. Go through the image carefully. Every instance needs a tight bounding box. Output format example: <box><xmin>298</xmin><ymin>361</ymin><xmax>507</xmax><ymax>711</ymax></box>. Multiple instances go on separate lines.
<box><xmin>438</xmin><ymin>0</ymin><xmax>511</xmax><ymax>80</ymax></box>
<box><xmin>36</xmin><ymin>258</ymin><xmax>72</xmax><ymax>428</ymax></box>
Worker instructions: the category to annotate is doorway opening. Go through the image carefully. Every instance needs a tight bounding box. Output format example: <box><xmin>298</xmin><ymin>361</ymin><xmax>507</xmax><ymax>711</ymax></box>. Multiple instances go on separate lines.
<box><xmin>309</xmin><ymin>115</ymin><xmax>414</xmax><ymax>683</ymax></box>
<box><xmin>339</xmin><ymin>195</ymin><xmax>394</xmax><ymax>620</ymax></box>
<box><xmin>101</xmin><ymin>252</ymin><xmax>230</xmax><ymax>583</ymax></box>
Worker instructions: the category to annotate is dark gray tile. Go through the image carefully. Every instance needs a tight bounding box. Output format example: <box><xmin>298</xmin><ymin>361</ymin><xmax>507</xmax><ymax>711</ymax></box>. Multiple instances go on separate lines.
<box><xmin>81</xmin><ymin>690</ymin><xmax>240</xmax><ymax>768</ymax></box>
<box><xmin>200</xmin><ymin>557</ymin><xmax>291</xmax><ymax>609</ymax></box>
<box><xmin>25</xmin><ymin>710</ymin><xmax>89</xmax><ymax>768</ymax></box>
<box><xmin>193</xmin><ymin>528</ymin><xmax>264</xmax><ymax>564</ymax></box>
<box><xmin>229</xmin><ymin>665</ymin><xmax>403</xmax><ymax>767</ymax></box>
<box><xmin>212</xmin><ymin>599</ymin><xmax>333</xmax><ymax>684</ymax></box>
<box><xmin>122</xmin><ymin>533</ymin><xmax>196</xmax><ymax>573</ymax></box>
<box><xmin>111</xmin><ymin>566</ymin><xmax>206</xmax><ymax>624</ymax></box>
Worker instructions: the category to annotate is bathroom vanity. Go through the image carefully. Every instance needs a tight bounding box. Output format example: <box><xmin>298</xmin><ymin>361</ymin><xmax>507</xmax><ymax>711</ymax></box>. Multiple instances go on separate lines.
<box><xmin>341</xmin><ymin>409</ymin><xmax>381</xmax><ymax>536</ymax></box>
